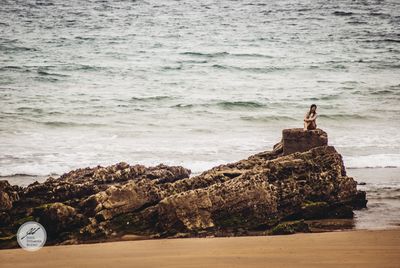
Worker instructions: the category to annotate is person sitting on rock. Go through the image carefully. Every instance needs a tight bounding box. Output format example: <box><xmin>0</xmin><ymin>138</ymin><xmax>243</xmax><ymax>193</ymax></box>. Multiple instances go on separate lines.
<box><xmin>304</xmin><ymin>104</ymin><xmax>317</xmax><ymax>131</ymax></box>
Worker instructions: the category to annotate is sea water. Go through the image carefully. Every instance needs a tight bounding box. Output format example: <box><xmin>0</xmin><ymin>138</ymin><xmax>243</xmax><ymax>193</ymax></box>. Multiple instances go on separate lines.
<box><xmin>1</xmin><ymin>0</ymin><xmax>399</xmax><ymax>227</ymax></box>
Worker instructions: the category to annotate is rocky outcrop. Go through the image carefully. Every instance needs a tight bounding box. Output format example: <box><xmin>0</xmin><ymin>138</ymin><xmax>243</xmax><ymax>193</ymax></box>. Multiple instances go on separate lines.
<box><xmin>0</xmin><ymin>181</ymin><xmax>21</xmax><ymax>211</ymax></box>
<box><xmin>281</xmin><ymin>128</ymin><xmax>328</xmax><ymax>155</ymax></box>
<box><xmin>0</xmin><ymin>128</ymin><xmax>367</xmax><ymax>248</ymax></box>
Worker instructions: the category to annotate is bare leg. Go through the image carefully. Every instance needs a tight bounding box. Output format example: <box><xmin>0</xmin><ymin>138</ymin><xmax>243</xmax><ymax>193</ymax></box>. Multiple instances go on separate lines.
<box><xmin>303</xmin><ymin>121</ymin><xmax>308</xmax><ymax>131</ymax></box>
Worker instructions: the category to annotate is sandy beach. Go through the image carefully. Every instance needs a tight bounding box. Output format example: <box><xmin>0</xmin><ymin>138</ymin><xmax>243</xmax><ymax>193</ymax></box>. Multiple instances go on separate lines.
<box><xmin>1</xmin><ymin>229</ymin><xmax>399</xmax><ymax>268</ymax></box>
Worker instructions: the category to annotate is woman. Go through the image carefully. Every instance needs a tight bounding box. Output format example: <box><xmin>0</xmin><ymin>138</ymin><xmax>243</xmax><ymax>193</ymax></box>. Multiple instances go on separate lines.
<box><xmin>303</xmin><ymin>104</ymin><xmax>317</xmax><ymax>131</ymax></box>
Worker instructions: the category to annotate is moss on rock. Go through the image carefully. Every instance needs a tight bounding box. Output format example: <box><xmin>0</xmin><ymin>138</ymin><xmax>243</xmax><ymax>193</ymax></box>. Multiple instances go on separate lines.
<box><xmin>268</xmin><ymin>220</ymin><xmax>310</xmax><ymax>235</ymax></box>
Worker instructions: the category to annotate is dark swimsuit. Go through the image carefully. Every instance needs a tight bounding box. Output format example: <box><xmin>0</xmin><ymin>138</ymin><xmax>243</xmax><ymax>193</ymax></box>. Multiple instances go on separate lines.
<box><xmin>306</xmin><ymin>113</ymin><xmax>317</xmax><ymax>130</ymax></box>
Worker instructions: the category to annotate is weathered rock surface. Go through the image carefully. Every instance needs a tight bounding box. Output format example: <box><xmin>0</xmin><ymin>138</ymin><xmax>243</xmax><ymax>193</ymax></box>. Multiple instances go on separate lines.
<box><xmin>281</xmin><ymin>128</ymin><xmax>328</xmax><ymax>155</ymax></box>
<box><xmin>0</xmin><ymin>181</ymin><xmax>21</xmax><ymax>212</ymax></box>
<box><xmin>0</xmin><ymin>128</ymin><xmax>367</xmax><ymax>248</ymax></box>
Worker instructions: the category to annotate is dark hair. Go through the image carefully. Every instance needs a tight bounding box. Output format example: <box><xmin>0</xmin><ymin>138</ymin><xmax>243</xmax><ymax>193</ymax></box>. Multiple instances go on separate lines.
<box><xmin>308</xmin><ymin>104</ymin><xmax>317</xmax><ymax>117</ymax></box>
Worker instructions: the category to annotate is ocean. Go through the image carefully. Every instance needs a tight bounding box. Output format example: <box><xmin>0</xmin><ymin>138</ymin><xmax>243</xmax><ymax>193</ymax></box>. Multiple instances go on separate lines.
<box><xmin>1</xmin><ymin>0</ymin><xmax>399</xmax><ymax>227</ymax></box>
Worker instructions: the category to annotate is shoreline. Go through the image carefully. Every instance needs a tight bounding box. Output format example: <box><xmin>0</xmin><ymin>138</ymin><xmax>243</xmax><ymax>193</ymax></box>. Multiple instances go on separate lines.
<box><xmin>1</xmin><ymin>229</ymin><xmax>399</xmax><ymax>267</ymax></box>
<box><xmin>0</xmin><ymin>138</ymin><xmax>397</xmax><ymax>249</ymax></box>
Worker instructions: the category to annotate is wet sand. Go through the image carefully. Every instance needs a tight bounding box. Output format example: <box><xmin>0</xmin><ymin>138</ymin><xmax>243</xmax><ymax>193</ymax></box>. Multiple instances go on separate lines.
<box><xmin>1</xmin><ymin>229</ymin><xmax>399</xmax><ymax>268</ymax></box>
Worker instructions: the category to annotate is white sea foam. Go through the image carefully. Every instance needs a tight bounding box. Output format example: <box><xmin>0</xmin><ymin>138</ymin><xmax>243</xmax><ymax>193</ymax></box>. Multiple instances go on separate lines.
<box><xmin>344</xmin><ymin>154</ymin><xmax>400</xmax><ymax>169</ymax></box>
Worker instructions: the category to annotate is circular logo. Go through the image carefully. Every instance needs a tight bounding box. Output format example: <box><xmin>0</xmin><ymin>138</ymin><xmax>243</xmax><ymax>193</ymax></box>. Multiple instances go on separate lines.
<box><xmin>17</xmin><ymin>221</ymin><xmax>47</xmax><ymax>251</ymax></box>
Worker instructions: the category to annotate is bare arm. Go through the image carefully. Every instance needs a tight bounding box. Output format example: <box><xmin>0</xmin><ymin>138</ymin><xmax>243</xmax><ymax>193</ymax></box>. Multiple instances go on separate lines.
<box><xmin>309</xmin><ymin>113</ymin><xmax>317</xmax><ymax>121</ymax></box>
<box><xmin>304</xmin><ymin>113</ymin><xmax>311</xmax><ymax>122</ymax></box>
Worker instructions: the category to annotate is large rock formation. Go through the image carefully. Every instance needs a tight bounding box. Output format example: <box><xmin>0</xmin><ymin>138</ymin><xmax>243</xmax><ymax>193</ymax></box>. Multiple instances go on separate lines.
<box><xmin>0</xmin><ymin>128</ymin><xmax>367</xmax><ymax>248</ymax></box>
